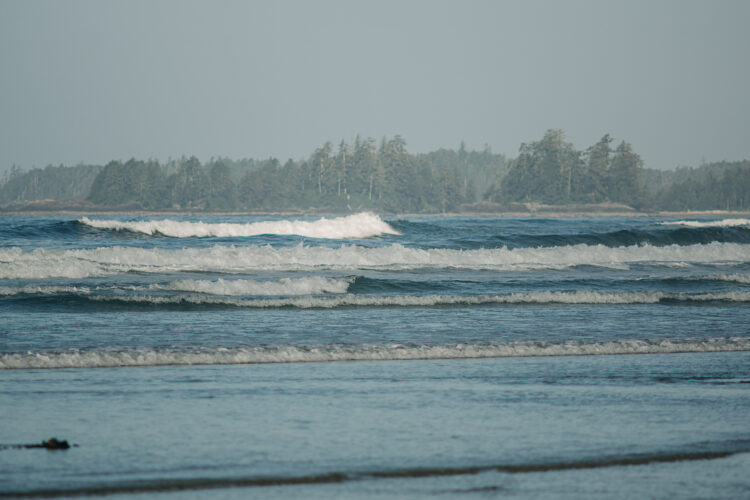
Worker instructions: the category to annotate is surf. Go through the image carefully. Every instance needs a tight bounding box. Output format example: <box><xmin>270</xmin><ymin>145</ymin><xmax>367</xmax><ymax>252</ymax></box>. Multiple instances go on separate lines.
<box><xmin>2</xmin><ymin>241</ymin><xmax>748</xmax><ymax>279</ymax></box>
<box><xmin>3</xmin><ymin>337</ymin><xmax>749</xmax><ymax>370</ymax></box>
<box><xmin>658</xmin><ymin>218</ymin><xmax>750</xmax><ymax>228</ymax></box>
<box><xmin>77</xmin><ymin>212</ymin><xmax>400</xmax><ymax>239</ymax></box>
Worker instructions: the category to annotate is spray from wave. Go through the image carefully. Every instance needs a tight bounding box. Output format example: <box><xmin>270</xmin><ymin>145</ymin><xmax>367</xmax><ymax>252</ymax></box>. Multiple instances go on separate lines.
<box><xmin>2</xmin><ymin>337</ymin><xmax>748</xmax><ymax>369</ymax></box>
<box><xmin>78</xmin><ymin>212</ymin><xmax>400</xmax><ymax>239</ymax></box>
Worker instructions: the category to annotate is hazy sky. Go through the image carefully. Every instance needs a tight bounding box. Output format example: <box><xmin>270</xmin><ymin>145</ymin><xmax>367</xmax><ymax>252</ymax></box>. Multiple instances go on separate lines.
<box><xmin>1</xmin><ymin>0</ymin><xmax>748</xmax><ymax>172</ymax></box>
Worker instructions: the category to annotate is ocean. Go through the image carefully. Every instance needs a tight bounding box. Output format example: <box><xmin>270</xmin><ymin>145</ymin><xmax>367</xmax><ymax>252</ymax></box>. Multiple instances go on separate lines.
<box><xmin>1</xmin><ymin>213</ymin><xmax>749</xmax><ymax>498</ymax></box>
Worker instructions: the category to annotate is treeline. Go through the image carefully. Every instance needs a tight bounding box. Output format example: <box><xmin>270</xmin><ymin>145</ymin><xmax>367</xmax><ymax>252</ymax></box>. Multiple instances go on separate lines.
<box><xmin>19</xmin><ymin>136</ymin><xmax>505</xmax><ymax>212</ymax></box>
<box><xmin>650</xmin><ymin>161</ymin><xmax>750</xmax><ymax>210</ymax></box>
<box><xmin>0</xmin><ymin>164</ymin><xmax>102</xmax><ymax>204</ymax></box>
<box><xmin>2</xmin><ymin>131</ymin><xmax>749</xmax><ymax>212</ymax></box>
<box><xmin>485</xmin><ymin>130</ymin><xmax>646</xmax><ymax>208</ymax></box>
<box><xmin>484</xmin><ymin>129</ymin><xmax>749</xmax><ymax>211</ymax></box>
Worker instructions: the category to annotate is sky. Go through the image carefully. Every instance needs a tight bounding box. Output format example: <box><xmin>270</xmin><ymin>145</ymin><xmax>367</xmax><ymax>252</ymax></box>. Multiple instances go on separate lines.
<box><xmin>1</xmin><ymin>0</ymin><xmax>748</xmax><ymax>173</ymax></box>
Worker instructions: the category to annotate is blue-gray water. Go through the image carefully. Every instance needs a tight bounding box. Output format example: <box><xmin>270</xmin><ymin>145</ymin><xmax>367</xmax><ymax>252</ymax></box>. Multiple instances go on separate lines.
<box><xmin>1</xmin><ymin>213</ymin><xmax>749</xmax><ymax>498</ymax></box>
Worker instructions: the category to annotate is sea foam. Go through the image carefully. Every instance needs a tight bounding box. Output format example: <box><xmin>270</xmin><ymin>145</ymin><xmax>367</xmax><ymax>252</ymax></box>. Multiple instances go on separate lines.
<box><xmin>78</xmin><ymin>212</ymin><xmax>400</xmax><ymax>239</ymax></box>
<box><xmin>1</xmin><ymin>242</ymin><xmax>748</xmax><ymax>279</ymax></box>
<box><xmin>3</xmin><ymin>337</ymin><xmax>748</xmax><ymax>369</ymax></box>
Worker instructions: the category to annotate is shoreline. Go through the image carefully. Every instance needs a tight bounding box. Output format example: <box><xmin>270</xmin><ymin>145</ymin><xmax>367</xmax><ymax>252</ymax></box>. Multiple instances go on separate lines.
<box><xmin>1</xmin><ymin>209</ymin><xmax>750</xmax><ymax>218</ymax></box>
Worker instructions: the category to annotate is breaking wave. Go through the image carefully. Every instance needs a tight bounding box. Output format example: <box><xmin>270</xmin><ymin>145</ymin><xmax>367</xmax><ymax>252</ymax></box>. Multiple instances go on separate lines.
<box><xmin>1</xmin><ymin>242</ymin><xmax>748</xmax><ymax>279</ymax></box>
<box><xmin>87</xmin><ymin>290</ymin><xmax>750</xmax><ymax>307</ymax></box>
<box><xmin>5</xmin><ymin>290</ymin><xmax>748</xmax><ymax>309</ymax></box>
<box><xmin>659</xmin><ymin>218</ymin><xmax>750</xmax><ymax>228</ymax></box>
<box><xmin>0</xmin><ymin>277</ymin><xmax>354</xmax><ymax>298</ymax></box>
<box><xmin>0</xmin><ymin>285</ymin><xmax>94</xmax><ymax>296</ymax></box>
<box><xmin>3</xmin><ymin>337</ymin><xmax>748</xmax><ymax>369</ymax></box>
<box><xmin>78</xmin><ymin>212</ymin><xmax>400</xmax><ymax>239</ymax></box>
<box><xmin>690</xmin><ymin>274</ymin><xmax>750</xmax><ymax>284</ymax></box>
<box><xmin>153</xmin><ymin>276</ymin><xmax>353</xmax><ymax>296</ymax></box>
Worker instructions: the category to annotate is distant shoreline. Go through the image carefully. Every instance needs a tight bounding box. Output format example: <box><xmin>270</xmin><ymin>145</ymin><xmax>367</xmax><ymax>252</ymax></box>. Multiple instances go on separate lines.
<box><xmin>3</xmin><ymin>199</ymin><xmax>750</xmax><ymax>219</ymax></box>
<box><xmin>2</xmin><ymin>208</ymin><xmax>750</xmax><ymax>218</ymax></box>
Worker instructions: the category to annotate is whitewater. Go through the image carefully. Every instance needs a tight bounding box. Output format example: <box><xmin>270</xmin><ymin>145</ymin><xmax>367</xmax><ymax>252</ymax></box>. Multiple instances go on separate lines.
<box><xmin>2</xmin><ymin>213</ymin><xmax>750</xmax><ymax>498</ymax></box>
<box><xmin>658</xmin><ymin>218</ymin><xmax>750</xmax><ymax>228</ymax></box>
<box><xmin>78</xmin><ymin>212</ymin><xmax>400</xmax><ymax>239</ymax></box>
<box><xmin>2</xmin><ymin>241</ymin><xmax>748</xmax><ymax>279</ymax></box>
<box><xmin>3</xmin><ymin>337</ymin><xmax>749</xmax><ymax>370</ymax></box>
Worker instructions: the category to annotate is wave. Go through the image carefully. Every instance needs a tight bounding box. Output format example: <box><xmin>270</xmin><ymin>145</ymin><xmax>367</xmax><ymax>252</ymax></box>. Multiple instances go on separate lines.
<box><xmin>153</xmin><ymin>276</ymin><xmax>353</xmax><ymax>296</ymax></box>
<box><xmin>2</xmin><ymin>337</ymin><xmax>748</xmax><ymax>370</ymax></box>
<box><xmin>78</xmin><ymin>212</ymin><xmax>400</xmax><ymax>239</ymax></box>
<box><xmin>0</xmin><ymin>284</ymin><xmax>100</xmax><ymax>297</ymax></box>
<box><xmin>687</xmin><ymin>274</ymin><xmax>750</xmax><ymax>284</ymax></box>
<box><xmin>6</xmin><ymin>290</ymin><xmax>749</xmax><ymax>310</ymax></box>
<box><xmin>2</xmin><ymin>242</ymin><xmax>748</xmax><ymax>279</ymax></box>
<box><xmin>87</xmin><ymin>290</ymin><xmax>750</xmax><ymax>308</ymax></box>
<box><xmin>0</xmin><ymin>277</ymin><xmax>355</xmax><ymax>298</ymax></box>
<box><xmin>3</xmin><ymin>442</ymin><xmax>748</xmax><ymax>499</ymax></box>
<box><xmin>391</xmin><ymin>219</ymin><xmax>750</xmax><ymax>249</ymax></box>
<box><xmin>658</xmin><ymin>218</ymin><xmax>750</xmax><ymax>228</ymax></box>
<box><xmin>487</xmin><ymin>227</ymin><xmax>750</xmax><ymax>250</ymax></box>
<box><xmin>3</xmin><ymin>274</ymin><xmax>747</xmax><ymax>299</ymax></box>
<box><xmin>4</xmin><ymin>441</ymin><xmax>747</xmax><ymax>497</ymax></box>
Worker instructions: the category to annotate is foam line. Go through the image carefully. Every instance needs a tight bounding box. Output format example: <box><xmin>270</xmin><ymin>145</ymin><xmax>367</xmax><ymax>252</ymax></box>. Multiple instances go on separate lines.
<box><xmin>2</xmin><ymin>337</ymin><xmax>748</xmax><ymax>370</ymax></box>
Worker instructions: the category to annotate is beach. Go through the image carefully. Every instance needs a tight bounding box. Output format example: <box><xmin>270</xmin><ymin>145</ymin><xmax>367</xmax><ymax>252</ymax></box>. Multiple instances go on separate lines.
<box><xmin>1</xmin><ymin>213</ymin><xmax>749</xmax><ymax>498</ymax></box>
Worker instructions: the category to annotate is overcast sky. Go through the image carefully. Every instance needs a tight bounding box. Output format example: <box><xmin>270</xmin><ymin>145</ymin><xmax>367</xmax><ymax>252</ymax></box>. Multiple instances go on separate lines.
<box><xmin>1</xmin><ymin>0</ymin><xmax>748</xmax><ymax>173</ymax></box>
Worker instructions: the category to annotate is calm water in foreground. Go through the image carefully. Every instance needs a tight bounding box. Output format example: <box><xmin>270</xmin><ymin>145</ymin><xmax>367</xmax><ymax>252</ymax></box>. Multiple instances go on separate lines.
<box><xmin>1</xmin><ymin>213</ymin><xmax>749</xmax><ymax>498</ymax></box>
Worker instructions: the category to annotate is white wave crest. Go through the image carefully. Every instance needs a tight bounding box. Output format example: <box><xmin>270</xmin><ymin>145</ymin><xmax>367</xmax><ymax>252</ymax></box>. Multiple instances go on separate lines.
<box><xmin>0</xmin><ymin>285</ymin><xmax>93</xmax><ymax>296</ymax></box>
<box><xmin>687</xmin><ymin>274</ymin><xmax>750</xmax><ymax>284</ymax></box>
<box><xmin>3</xmin><ymin>337</ymin><xmax>748</xmax><ymax>370</ymax></box>
<box><xmin>658</xmin><ymin>218</ymin><xmax>750</xmax><ymax>228</ymax></box>
<box><xmin>79</xmin><ymin>212</ymin><xmax>400</xmax><ymax>239</ymax></box>
<box><xmin>714</xmin><ymin>274</ymin><xmax>750</xmax><ymax>284</ymax></box>
<box><xmin>154</xmin><ymin>277</ymin><xmax>352</xmax><ymax>296</ymax></box>
<box><xmin>84</xmin><ymin>290</ymin><xmax>750</xmax><ymax>308</ymax></box>
<box><xmin>1</xmin><ymin>242</ymin><xmax>748</xmax><ymax>279</ymax></box>
<box><xmin>0</xmin><ymin>278</ymin><xmax>352</xmax><ymax>297</ymax></box>
<box><xmin>4</xmin><ymin>284</ymin><xmax>748</xmax><ymax>305</ymax></box>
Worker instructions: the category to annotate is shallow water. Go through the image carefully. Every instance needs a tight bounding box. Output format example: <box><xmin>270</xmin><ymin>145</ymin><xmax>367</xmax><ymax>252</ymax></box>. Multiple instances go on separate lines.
<box><xmin>1</xmin><ymin>214</ymin><xmax>749</xmax><ymax>497</ymax></box>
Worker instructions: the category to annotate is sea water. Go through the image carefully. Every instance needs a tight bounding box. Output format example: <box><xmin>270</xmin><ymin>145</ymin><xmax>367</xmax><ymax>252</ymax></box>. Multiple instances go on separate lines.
<box><xmin>1</xmin><ymin>213</ymin><xmax>749</xmax><ymax>498</ymax></box>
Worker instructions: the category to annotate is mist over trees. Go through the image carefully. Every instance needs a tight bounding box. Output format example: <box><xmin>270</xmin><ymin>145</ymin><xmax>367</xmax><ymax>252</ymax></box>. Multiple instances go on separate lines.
<box><xmin>484</xmin><ymin>130</ymin><xmax>647</xmax><ymax>208</ymax></box>
<box><xmin>2</xmin><ymin>131</ymin><xmax>749</xmax><ymax>213</ymax></box>
<box><xmin>0</xmin><ymin>164</ymin><xmax>102</xmax><ymax>204</ymax></box>
<box><xmin>649</xmin><ymin>161</ymin><xmax>750</xmax><ymax>211</ymax></box>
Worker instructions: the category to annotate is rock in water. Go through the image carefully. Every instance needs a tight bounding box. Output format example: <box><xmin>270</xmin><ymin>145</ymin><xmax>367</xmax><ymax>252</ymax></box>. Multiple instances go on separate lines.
<box><xmin>41</xmin><ymin>438</ymin><xmax>71</xmax><ymax>450</ymax></box>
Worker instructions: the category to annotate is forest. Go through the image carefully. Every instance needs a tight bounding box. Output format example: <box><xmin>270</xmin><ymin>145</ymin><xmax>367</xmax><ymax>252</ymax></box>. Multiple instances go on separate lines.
<box><xmin>1</xmin><ymin>131</ymin><xmax>748</xmax><ymax>213</ymax></box>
